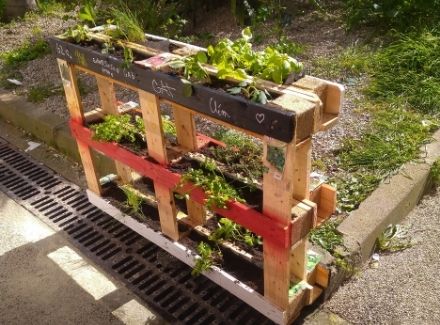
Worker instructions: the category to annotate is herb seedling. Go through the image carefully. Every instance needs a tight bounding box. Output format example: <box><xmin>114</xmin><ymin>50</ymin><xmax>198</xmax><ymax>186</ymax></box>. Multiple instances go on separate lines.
<box><xmin>91</xmin><ymin>114</ymin><xmax>144</xmax><ymax>144</ymax></box>
<box><xmin>178</xmin><ymin>158</ymin><xmax>244</xmax><ymax>210</ymax></box>
<box><xmin>210</xmin><ymin>218</ymin><xmax>261</xmax><ymax>247</ymax></box>
<box><xmin>192</xmin><ymin>242</ymin><xmax>220</xmax><ymax>276</ymax></box>
<box><xmin>121</xmin><ymin>184</ymin><xmax>145</xmax><ymax>216</ymax></box>
<box><xmin>169</xmin><ymin>51</ymin><xmax>210</xmax><ymax>84</ymax></box>
<box><xmin>227</xmin><ymin>81</ymin><xmax>270</xmax><ymax>104</ymax></box>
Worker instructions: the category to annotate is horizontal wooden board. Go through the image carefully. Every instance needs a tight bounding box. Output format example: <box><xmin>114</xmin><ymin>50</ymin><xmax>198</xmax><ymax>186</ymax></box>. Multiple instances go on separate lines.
<box><xmin>50</xmin><ymin>37</ymin><xmax>296</xmax><ymax>142</ymax></box>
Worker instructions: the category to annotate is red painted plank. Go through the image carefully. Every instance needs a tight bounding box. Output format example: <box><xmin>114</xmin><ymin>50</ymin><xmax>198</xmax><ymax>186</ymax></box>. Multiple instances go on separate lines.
<box><xmin>70</xmin><ymin>120</ymin><xmax>291</xmax><ymax>248</ymax></box>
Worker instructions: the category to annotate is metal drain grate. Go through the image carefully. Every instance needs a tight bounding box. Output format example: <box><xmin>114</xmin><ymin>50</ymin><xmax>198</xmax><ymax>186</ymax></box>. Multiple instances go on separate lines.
<box><xmin>0</xmin><ymin>139</ymin><xmax>274</xmax><ymax>325</ymax></box>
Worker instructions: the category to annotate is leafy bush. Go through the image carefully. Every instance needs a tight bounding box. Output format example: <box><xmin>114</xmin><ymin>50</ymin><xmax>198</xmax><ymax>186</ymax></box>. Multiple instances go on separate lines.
<box><xmin>91</xmin><ymin>114</ymin><xmax>144</xmax><ymax>144</ymax></box>
<box><xmin>344</xmin><ymin>0</ymin><xmax>440</xmax><ymax>31</ymax></box>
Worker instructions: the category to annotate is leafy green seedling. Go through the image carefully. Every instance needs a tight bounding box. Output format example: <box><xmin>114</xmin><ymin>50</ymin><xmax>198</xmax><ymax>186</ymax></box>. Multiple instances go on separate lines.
<box><xmin>377</xmin><ymin>224</ymin><xmax>412</xmax><ymax>253</ymax></box>
<box><xmin>121</xmin><ymin>184</ymin><xmax>145</xmax><ymax>216</ymax></box>
<box><xmin>227</xmin><ymin>81</ymin><xmax>270</xmax><ymax>104</ymax></box>
<box><xmin>91</xmin><ymin>114</ymin><xmax>144</xmax><ymax>144</ymax></box>
<box><xmin>192</xmin><ymin>242</ymin><xmax>220</xmax><ymax>276</ymax></box>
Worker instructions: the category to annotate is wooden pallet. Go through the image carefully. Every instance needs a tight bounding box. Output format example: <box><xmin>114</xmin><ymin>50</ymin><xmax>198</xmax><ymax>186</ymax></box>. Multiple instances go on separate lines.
<box><xmin>52</xmin><ymin>31</ymin><xmax>343</xmax><ymax>324</ymax></box>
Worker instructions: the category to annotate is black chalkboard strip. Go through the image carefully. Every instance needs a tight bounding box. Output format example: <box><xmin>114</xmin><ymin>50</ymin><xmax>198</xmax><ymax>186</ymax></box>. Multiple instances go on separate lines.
<box><xmin>49</xmin><ymin>37</ymin><xmax>296</xmax><ymax>142</ymax></box>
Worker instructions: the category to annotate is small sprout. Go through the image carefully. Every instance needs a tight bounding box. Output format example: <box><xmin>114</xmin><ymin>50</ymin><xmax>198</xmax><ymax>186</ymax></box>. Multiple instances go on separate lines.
<box><xmin>377</xmin><ymin>224</ymin><xmax>412</xmax><ymax>253</ymax></box>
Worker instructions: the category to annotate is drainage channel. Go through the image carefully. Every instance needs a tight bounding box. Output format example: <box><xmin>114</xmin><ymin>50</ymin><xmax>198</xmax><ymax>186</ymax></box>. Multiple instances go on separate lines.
<box><xmin>0</xmin><ymin>138</ymin><xmax>274</xmax><ymax>325</ymax></box>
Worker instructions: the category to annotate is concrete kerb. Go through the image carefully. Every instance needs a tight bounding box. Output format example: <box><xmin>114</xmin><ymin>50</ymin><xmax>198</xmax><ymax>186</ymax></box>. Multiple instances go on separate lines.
<box><xmin>2</xmin><ymin>89</ymin><xmax>440</xmax><ymax>309</ymax></box>
<box><xmin>0</xmin><ymin>91</ymin><xmax>116</xmax><ymax>177</ymax></box>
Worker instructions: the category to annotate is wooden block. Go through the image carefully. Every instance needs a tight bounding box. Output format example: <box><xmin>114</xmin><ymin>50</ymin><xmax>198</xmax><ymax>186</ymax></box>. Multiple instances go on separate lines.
<box><xmin>293</xmin><ymin>138</ymin><xmax>312</xmax><ymax>201</ymax></box>
<box><xmin>306</xmin><ymin>286</ymin><xmax>323</xmax><ymax>305</ymax></box>
<box><xmin>310</xmin><ymin>183</ymin><xmax>336</xmax><ymax>221</ymax></box>
<box><xmin>292</xmin><ymin>75</ymin><xmax>327</xmax><ymax>98</ymax></box>
<box><xmin>291</xmin><ymin>199</ymin><xmax>317</xmax><ymax>244</ymax></box>
<box><xmin>96</xmin><ymin>75</ymin><xmax>133</xmax><ymax>184</ymax></box>
<box><xmin>325</xmin><ymin>82</ymin><xmax>345</xmax><ymax>115</ymax></box>
<box><xmin>271</xmin><ymin>94</ymin><xmax>317</xmax><ymax>140</ymax></box>
<box><xmin>57</xmin><ymin>59</ymin><xmax>101</xmax><ymax>194</ymax></box>
<box><xmin>185</xmin><ymin>199</ymin><xmax>206</xmax><ymax>226</ymax></box>
<box><xmin>315</xmin><ymin>264</ymin><xmax>330</xmax><ymax>288</ymax></box>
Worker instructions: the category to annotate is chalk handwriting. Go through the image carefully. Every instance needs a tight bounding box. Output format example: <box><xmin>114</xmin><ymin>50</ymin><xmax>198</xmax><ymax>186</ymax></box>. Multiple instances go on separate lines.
<box><xmin>152</xmin><ymin>79</ymin><xmax>176</xmax><ymax>98</ymax></box>
<box><xmin>209</xmin><ymin>98</ymin><xmax>231</xmax><ymax>119</ymax></box>
<box><xmin>56</xmin><ymin>43</ymin><xmax>73</xmax><ymax>60</ymax></box>
<box><xmin>256</xmin><ymin>113</ymin><xmax>265</xmax><ymax>124</ymax></box>
<box><xmin>92</xmin><ymin>57</ymin><xmax>120</xmax><ymax>78</ymax></box>
<box><xmin>123</xmin><ymin>69</ymin><xmax>136</xmax><ymax>80</ymax></box>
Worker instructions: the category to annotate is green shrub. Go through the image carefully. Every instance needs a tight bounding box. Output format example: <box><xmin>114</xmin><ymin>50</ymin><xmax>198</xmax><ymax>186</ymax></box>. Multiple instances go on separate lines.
<box><xmin>344</xmin><ymin>0</ymin><xmax>440</xmax><ymax>31</ymax></box>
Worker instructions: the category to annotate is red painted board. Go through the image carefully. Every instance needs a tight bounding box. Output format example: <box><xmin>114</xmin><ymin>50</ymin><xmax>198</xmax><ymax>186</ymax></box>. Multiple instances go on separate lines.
<box><xmin>70</xmin><ymin>119</ymin><xmax>292</xmax><ymax>248</ymax></box>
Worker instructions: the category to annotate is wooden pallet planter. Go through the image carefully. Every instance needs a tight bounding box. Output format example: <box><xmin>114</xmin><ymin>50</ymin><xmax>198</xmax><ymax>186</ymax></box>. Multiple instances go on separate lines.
<box><xmin>50</xmin><ymin>30</ymin><xmax>343</xmax><ymax>324</ymax></box>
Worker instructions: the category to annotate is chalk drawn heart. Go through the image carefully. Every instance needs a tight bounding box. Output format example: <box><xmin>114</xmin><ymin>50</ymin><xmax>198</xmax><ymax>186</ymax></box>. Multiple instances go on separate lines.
<box><xmin>256</xmin><ymin>113</ymin><xmax>265</xmax><ymax>124</ymax></box>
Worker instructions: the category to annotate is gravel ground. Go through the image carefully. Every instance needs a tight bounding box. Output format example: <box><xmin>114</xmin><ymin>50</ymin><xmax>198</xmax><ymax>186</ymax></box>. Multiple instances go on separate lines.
<box><xmin>323</xmin><ymin>187</ymin><xmax>440</xmax><ymax>324</ymax></box>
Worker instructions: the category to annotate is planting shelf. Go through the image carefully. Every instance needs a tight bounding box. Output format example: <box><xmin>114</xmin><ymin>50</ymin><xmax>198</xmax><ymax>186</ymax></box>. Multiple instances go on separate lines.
<box><xmin>53</xmin><ymin>28</ymin><xmax>343</xmax><ymax>325</ymax></box>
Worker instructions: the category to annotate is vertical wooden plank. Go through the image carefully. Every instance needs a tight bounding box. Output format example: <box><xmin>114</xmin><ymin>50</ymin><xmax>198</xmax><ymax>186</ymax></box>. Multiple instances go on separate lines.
<box><xmin>57</xmin><ymin>59</ymin><xmax>101</xmax><ymax>194</ymax></box>
<box><xmin>172</xmin><ymin>104</ymin><xmax>206</xmax><ymax>226</ymax></box>
<box><xmin>139</xmin><ymin>91</ymin><xmax>168</xmax><ymax>163</ymax></box>
<box><xmin>172</xmin><ymin>104</ymin><xmax>198</xmax><ymax>151</ymax></box>
<box><xmin>262</xmin><ymin>138</ymin><xmax>297</xmax><ymax>309</ymax></box>
<box><xmin>293</xmin><ymin>138</ymin><xmax>312</xmax><ymax>201</ymax></box>
<box><xmin>96</xmin><ymin>75</ymin><xmax>133</xmax><ymax>184</ymax></box>
<box><xmin>139</xmin><ymin>90</ymin><xmax>179</xmax><ymax>241</ymax></box>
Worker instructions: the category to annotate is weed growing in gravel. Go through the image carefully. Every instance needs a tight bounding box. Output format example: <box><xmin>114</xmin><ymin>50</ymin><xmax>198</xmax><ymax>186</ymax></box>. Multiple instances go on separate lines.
<box><xmin>0</xmin><ymin>35</ymin><xmax>50</xmax><ymax>68</ymax></box>
<box><xmin>431</xmin><ymin>159</ymin><xmax>440</xmax><ymax>185</ymax></box>
<box><xmin>27</xmin><ymin>84</ymin><xmax>62</xmax><ymax>103</ymax></box>
<box><xmin>376</xmin><ymin>224</ymin><xmax>412</xmax><ymax>253</ymax></box>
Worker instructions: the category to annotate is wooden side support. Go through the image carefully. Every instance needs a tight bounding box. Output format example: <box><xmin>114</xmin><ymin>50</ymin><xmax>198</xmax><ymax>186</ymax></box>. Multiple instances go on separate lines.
<box><xmin>262</xmin><ymin>138</ymin><xmax>297</xmax><ymax>309</ymax></box>
<box><xmin>96</xmin><ymin>76</ymin><xmax>133</xmax><ymax>184</ymax></box>
<box><xmin>139</xmin><ymin>90</ymin><xmax>179</xmax><ymax>241</ymax></box>
<box><xmin>57</xmin><ymin>59</ymin><xmax>101</xmax><ymax>195</ymax></box>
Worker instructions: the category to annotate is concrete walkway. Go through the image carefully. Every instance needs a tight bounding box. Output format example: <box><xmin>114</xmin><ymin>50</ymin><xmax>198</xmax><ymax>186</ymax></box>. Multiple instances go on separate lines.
<box><xmin>306</xmin><ymin>187</ymin><xmax>440</xmax><ymax>325</ymax></box>
<box><xmin>0</xmin><ymin>190</ymin><xmax>165</xmax><ymax>325</ymax></box>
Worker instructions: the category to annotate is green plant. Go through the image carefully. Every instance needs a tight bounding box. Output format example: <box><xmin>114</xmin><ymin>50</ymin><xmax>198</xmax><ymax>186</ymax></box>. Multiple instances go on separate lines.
<box><xmin>366</xmin><ymin>31</ymin><xmax>440</xmax><ymax>115</ymax></box>
<box><xmin>178</xmin><ymin>158</ymin><xmax>244</xmax><ymax>209</ymax></box>
<box><xmin>122</xmin><ymin>46</ymin><xmax>134</xmax><ymax>68</ymax></box>
<box><xmin>110</xmin><ymin>7</ymin><xmax>145</xmax><ymax>43</ymax></box>
<box><xmin>36</xmin><ymin>0</ymin><xmax>65</xmax><ymax>16</ymax></box>
<box><xmin>27</xmin><ymin>84</ymin><xmax>62</xmax><ymax>103</ymax></box>
<box><xmin>63</xmin><ymin>24</ymin><xmax>92</xmax><ymax>43</ymax></box>
<box><xmin>210</xmin><ymin>129</ymin><xmax>266</xmax><ymax>184</ymax></box>
<box><xmin>431</xmin><ymin>159</ymin><xmax>440</xmax><ymax>185</ymax></box>
<box><xmin>78</xmin><ymin>2</ymin><xmax>97</xmax><ymax>26</ymax></box>
<box><xmin>376</xmin><ymin>224</ymin><xmax>412</xmax><ymax>253</ymax></box>
<box><xmin>209</xmin><ymin>218</ymin><xmax>261</xmax><ymax>247</ymax></box>
<box><xmin>0</xmin><ymin>0</ymin><xmax>5</xmax><ymax>21</ymax></box>
<box><xmin>344</xmin><ymin>0</ymin><xmax>440</xmax><ymax>31</ymax></box>
<box><xmin>91</xmin><ymin>114</ymin><xmax>144</xmax><ymax>144</ymax></box>
<box><xmin>272</xmin><ymin>36</ymin><xmax>304</xmax><ymax>56</ymax></box>
<box><xmin>207</xmin><ymin>28</ymin><xmax>303</xmax><ymax>84</ymax></box>
<box><xmin>121</xmin><ymin>184</ymin><xmax>145</xmax><ymax>215</ymax></box>
<box><xmin>162</xmin><ymin>115</ymin><xmax>176</xmax><ymax>136</ymax></box>
<box><xmin>309</xmin><ymin>220</ymin><xmax>343</xmax><ymax>252</ymax></box>
<box><xmin>0</xmin><ymin>36</ymin><xmax>50</xmax><ymax>68</ymax></box>
<box><xmin>169</xmin><ymin>51</ymin><xmax>210</xmax><ymax>84</ymax></box>
<box><xmin>332</xmin><ymin>172</ymin><xmax>380</xmax><ymax>212</ymax></box>
<box><xmin>192</xmin><ymin>242</ymin><xmax>220</xmax><ymax>276</ymax></box>
<box><xmin>227</xmin><ymin>81</ymin><xmax>270</xmax><ymax>104</ymax></box>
